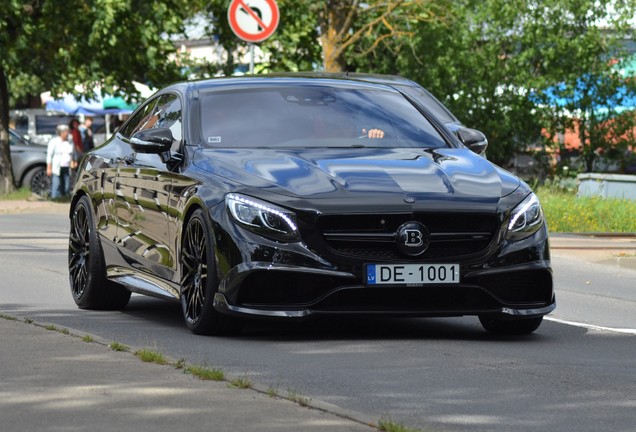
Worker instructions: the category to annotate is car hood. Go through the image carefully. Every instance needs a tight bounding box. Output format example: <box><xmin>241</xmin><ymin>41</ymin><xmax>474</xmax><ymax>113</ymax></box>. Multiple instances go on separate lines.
<box><xmin>193</xmin><ymin>147</ymin><xmax>520</xmax><ymax>212</ymax></box>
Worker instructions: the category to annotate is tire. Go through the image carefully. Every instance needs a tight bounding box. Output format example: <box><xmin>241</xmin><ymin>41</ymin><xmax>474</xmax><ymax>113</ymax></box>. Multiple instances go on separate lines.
<box><xmin>479</xmin><ymin>315</ymin><xmax>543</xmax><ymax>335</ymax></box>
<box><xmin>68</xmin><ymin>195</ymin><xmax>131</xmax><ymax>310</ymax></box>
<box><xmin>180</xmin><ymin>208</ymin><xmax>242</xmax><ymax>335</ymax></box>
<box><xmin>22</xmin><ymin>166</ymin><xmax>50</xmax><ymax>198</ymax></box>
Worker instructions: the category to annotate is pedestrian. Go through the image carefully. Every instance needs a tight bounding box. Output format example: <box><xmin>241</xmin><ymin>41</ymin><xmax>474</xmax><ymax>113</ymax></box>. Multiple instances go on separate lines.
<box><xmin>69</xmin><ymin>117</ymin><xmax>84</xmax><ymax>162</ymax></box>
<box><xmin>46</xmin><ymin>124</ymin><xmax>74</xmax><ymax>200</ymax></box>
<box><xmin>81</xmin><ymin>116</ymin><xmax>95</xmax><ymax>152</ymax></box>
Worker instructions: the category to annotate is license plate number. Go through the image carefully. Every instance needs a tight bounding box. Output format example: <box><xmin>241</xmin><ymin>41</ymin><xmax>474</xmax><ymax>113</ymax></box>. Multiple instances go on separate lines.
<box><xmin>366</xmin><ymin>264</ymin><xmax>459</xmax><ymax>285</ymax></box>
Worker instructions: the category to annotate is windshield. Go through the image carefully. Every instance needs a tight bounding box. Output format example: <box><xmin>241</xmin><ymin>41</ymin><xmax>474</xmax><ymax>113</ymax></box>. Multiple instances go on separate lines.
<box><xmin>199</xmin><ymin>86</ymin><xmax>448</xmax><ymax>149</ymax></box>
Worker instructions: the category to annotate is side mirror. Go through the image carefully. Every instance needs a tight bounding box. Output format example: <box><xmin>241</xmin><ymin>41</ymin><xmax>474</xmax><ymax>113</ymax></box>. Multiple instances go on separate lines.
<box><xmin>130</xmin><ymin>128</ymin><xmax>173</xmax><ymax>154</ymax></box>
<box><xmin>455</xmin><ymin>127</ymin><xmax>488</xmax><ymax>156</ymax></box>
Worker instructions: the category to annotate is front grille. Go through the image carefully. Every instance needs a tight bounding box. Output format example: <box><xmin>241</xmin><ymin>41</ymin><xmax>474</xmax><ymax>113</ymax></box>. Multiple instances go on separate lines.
<box><xmin>318</xmin><ymin>213</ymin><xmax>498</xmax><ymax>261</ymax></box>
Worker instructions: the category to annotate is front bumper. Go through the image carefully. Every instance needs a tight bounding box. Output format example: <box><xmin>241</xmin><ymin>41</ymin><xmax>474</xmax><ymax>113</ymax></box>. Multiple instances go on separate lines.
<box><xmin>213</xmin><ymin>260</ymin><xmax>554</xmax><ymax>320</ymax></box>
<box><xmin>212</xmin><ymin>206</ymin><xmax>554</xmax><ymax>320</ymax></box>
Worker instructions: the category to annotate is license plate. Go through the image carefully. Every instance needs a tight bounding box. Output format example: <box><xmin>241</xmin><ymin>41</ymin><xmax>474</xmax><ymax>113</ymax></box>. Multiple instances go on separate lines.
<box><xmin>366</xmin><ymin>263</ymin><xmax>460</xmax><ymax>285</ymax></box>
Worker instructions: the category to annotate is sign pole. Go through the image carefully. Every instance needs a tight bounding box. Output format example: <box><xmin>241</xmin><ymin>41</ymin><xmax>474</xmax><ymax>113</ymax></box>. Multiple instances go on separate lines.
<box><xmin>228</xmin><ymin>0</ymin><xmax>279</xmax><ymax>74</ymax></box>
<box><xmin>249</xmin><ymin>44</ymin><xmax>255</xmax><ymax>74</ymax></box>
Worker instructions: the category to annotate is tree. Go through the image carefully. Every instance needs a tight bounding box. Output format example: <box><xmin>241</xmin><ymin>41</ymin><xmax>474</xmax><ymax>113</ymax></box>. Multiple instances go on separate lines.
<box><xmin>378</xmin><ymin>0</ymin><xmax>636</xmax><ymax>170</ymax></box>
<box><xmin>0</xmin><ymin>0</ymin><xmax>203</xmax><ymax>194</ymax></box>
<box><xmin>190</xmin><ymin>0</ymin><xmax>446</xmax><ymax>75</ymax></box>
<box><xmin>525</xmin><ymin>0</ymin><xmax>636</xmax><ymax>172</ymax></box>
<box><xmin>314</xmin><ymin>0</ymin><xmax>444</xmax><ymax>72</ymax></box>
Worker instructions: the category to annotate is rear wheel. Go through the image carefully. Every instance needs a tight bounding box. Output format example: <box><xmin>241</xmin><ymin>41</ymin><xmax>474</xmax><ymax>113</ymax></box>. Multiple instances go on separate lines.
<box><xmin>181</xmin><ymin>209</ymin><xmax>241</xmax><ymax>335</ymax></box>
<box><xmin>68</xmin><ymin>195</ymin><xmax>131</xmax><ymax>309</ymax></box>
<box><xmin>479</xmin><ymin>315</ymin><xmax>543</xmax><ymax>335</ymax></box>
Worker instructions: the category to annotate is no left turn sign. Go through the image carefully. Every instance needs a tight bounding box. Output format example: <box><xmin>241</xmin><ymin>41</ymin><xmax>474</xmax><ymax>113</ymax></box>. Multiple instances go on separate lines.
<box><xmin>228</xmin><ymin>0</ymin><xmax>280</xmax><ymax>43</ymax></box>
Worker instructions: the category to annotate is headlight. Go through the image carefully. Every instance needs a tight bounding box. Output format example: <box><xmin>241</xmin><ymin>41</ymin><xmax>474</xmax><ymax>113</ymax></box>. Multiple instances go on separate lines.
<box><xmin>226</xmin><ymin>194</ymin><xmax>300</xmax><ymax>242</ymax></box>
<box><xmin>505</xmin><ymin>193</ymin><xmax>544</xmax><ymax>241</ymax></box>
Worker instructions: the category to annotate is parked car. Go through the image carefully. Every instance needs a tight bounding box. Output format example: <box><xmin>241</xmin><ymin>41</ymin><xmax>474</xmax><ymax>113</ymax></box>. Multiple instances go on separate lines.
<box><xmin>9</xmin><ymin>128</ymin><xmax>49</xmax><ymax>197</ymax></box>
<box><xmin>68</xmin><ymin>74</ymin><xmax>554</xmax><ymax>336</ymax></box>
<box><xmin>10</xmin><ymin>108</ymin><xmax>107</xmax><ymax>147</ymax></box>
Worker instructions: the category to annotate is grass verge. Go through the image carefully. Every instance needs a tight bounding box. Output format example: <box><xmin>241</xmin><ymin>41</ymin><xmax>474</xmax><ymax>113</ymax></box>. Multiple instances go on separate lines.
<box><xmin>0</xmin><ymin>188</ymin><xmax>33</xmax><ymax>201</ymax></box>
<box><xmin>536</xmin><ymin>187</ymin><xmax>636</xmax><ymax>232</ymax></box>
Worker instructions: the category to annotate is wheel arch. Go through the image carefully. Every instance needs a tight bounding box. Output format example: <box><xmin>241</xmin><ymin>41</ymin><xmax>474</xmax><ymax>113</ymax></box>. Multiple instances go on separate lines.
<box><xmin>176</xmin><ymin>197</ymin><xmax>221</xmax><ymax>286</ymax></box>
<box><xmin>18</xmin><ymin>162</ymin><xmax>46</xmax><ymax>187</ymax></box>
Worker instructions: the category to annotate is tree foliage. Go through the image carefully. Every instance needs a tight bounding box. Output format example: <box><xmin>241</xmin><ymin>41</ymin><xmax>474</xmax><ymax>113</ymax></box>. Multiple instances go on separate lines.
<box><xmin>378</xmin><ymin>0</ymin><xmax>636</xmax><ymax>169</ymax></box>
<box><xmin>0</xmin><ymin>0</ymin><xmax>202</xmax><ymax>194</ymax></box>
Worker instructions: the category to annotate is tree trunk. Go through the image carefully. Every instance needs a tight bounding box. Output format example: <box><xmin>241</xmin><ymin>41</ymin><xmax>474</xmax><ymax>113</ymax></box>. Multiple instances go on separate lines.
<box><xmin>319</xmin><ymin>1</ymin><xmax>355</xmax><ymax>72</ymax></box>
<box><xmin>0</xmin><ymin>66</ymin><xmax>16</xmax><ymax>195</ymax></box>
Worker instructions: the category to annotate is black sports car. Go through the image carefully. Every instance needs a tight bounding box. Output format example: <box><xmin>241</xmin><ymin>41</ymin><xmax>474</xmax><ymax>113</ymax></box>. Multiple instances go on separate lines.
<box><xmin>68</xmin><ymin>74</ymin><xmax>554</xmax><ymax>335</ymax></box>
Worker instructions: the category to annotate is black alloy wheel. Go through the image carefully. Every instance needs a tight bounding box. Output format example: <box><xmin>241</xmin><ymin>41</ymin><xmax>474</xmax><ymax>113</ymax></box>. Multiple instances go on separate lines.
<box><xmin>68</xmin><ymin>195</ymin><xmax>130</xmax><ymax>309</ymax></box>
<box><xmin>180</xmin><ymin>209</ymin><xmax>241</xmax><ymax>335</ymax></box>
<box><xmin>24</xmin><ymin>167</ymin><xmax>50</xmax><ymax>198</ymax></box>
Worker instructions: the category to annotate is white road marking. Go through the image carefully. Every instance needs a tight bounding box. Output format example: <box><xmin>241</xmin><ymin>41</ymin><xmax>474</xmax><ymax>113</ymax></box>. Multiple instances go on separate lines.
<box><xmin>546</xmin><ymin>317</ymin><xmax>636</xmax><ymax>335</ymax></box>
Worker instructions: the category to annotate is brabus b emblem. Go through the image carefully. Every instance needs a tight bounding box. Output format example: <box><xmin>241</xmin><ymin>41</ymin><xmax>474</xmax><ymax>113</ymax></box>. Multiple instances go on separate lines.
<box><xmin>396</xmin><ymin>222</ymin><xmax>430</xmax><ymax>256</ymax></box>
<box><xmin>404</xmin><ymin>230</ymin><xmax>424</xmax><ymax>247</ymax></box>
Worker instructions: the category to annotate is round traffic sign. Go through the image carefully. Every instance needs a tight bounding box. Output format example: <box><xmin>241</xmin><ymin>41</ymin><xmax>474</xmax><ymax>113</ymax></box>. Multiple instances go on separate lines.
<box><xmin>228</xmin><ymin>0</ymin><xmax>280</xmax><ymax>43</ymax></box>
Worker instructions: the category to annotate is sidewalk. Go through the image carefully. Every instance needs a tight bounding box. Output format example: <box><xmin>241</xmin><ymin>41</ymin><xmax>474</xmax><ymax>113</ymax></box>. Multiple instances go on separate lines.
<box><xmin>0</xmin><ymin>317</ymin><xmax>375</xmax><ymax>432</ymax></box>
<box><xmin>0</xmin><ymin>197</ymin><xmax>69</xmax><ymax>215</ymax></box>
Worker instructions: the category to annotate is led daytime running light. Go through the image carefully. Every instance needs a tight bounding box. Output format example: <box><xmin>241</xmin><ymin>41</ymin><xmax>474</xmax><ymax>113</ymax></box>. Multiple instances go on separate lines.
<box><xmin>227</xmin><ymin>194</ymin><xmax>298</xmax><ymax>233</ymax></box>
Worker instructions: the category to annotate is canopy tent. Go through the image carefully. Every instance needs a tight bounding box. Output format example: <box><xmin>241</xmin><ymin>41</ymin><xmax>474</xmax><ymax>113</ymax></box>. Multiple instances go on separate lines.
<box><xmin>45</xmin><ymin>93</ymin><xmax>138</xmax><ymax>115</ymax></box>
<box><xmin>42</xmin><ymin>82</ymin><xmax>152</xmax><ymax>115</ymax></box>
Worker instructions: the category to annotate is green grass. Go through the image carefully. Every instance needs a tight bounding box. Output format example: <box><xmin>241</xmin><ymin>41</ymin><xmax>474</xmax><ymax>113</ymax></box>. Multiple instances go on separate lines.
<box><xmin>185</xmin><ymin>365</ymin><xmax>225</xmax><ymax>381</ymax></box>
<box><xmin>82</xmin><ymin>335</ymin><xmax>94</xmax><ymax>343</ymax></box>
<box><xmin>109</xmin><ymin>341</ymin><xmax>129</xmax><ymax>352</ymax></box>
<box><xmin>0</xmin><ymin>188</ymin><xmax>33</xmax><ymax>201</ymax></box>
<box><xmin>287</xmin><ymin>389</ymin><xmax>311</xmax><ymax>407</ymax></box>
<box><xmin>378</xmin><ymin>418</ymin><xmax>425</xmax><ymax>432</ymax></box>
<box><xmin>229</xmin><ymin>376</ymin><xmax>252</xmax><ymax>389</ymax></box>
<box><xmin>134</xmin><ymin>348</ymin><xmax>168</xmax><ymax>365</ymax></box>
<box><xmin>536</xmin><ymin>187</ymin><xmax>636</xmax><ymax>233</ymax></box>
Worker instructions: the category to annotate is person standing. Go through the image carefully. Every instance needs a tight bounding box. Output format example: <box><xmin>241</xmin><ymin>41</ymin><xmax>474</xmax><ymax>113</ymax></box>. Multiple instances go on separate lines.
<box><xmin>81</xmin><ymin>116</ymin><xmax>95</xmax><ymax>152</ymax></box>
<box><xmin>69</xmin><ymin>118</ymin><xmax>84</xmax><ymax>162</ymax></box>
<box><xmin>46</xmin><ymin>124</ymin><xmax>74</xmax><ymax>199</ymax></box>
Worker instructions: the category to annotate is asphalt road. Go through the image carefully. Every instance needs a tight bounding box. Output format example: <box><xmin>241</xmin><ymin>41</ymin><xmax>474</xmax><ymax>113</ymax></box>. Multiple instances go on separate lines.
<box><xmin>1</xmin><ymin>212</ymin><xmax>635</xmax><ymax>432</ymax></box>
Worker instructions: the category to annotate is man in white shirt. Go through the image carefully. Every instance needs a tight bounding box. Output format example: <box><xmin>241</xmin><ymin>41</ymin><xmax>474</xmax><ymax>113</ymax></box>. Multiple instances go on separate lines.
<box><xmin>46</xmin><ymin>124</ymin><xmax>74</xmax><ymax>199</ymax></box>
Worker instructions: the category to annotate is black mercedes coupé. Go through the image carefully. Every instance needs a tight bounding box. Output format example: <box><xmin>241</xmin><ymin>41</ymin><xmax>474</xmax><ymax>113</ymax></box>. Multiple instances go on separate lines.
<box><xmin>68</xmin><ymin>74</ymin><xmax>554</xmax><ymax>335</ymax></box>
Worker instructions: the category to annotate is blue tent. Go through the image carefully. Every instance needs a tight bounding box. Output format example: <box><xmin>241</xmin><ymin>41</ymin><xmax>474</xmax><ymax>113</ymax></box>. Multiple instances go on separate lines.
<box><xmin>46</xmin><ymin>93</ymin><xmax>137</xmax><ymax>115</ymax></box>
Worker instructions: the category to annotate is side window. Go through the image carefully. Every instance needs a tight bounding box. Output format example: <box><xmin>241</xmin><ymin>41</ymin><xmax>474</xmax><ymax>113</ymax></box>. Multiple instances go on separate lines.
<box><xmin>8</xmin><ymin>132</ymin><xmax>19</xmax><ymax>146</ymax></box>
<box><xmin>119</xmin><ymin>99</ymin><xmax>158</xmax><ymax>138</ymax></box>
<box><xmin>120</xmin><ymin>94</ymin><xmax>182</xmax><ymax>152</ymax></box>
<box><xmin>154</xmin><ymin>94</ymin><xmax>182</xmax><ymax>152</ymax></box>
<box><xmin>10</xmin><ymin>115</ymin><xmax>29</xmax><ymax>137</ymax></box>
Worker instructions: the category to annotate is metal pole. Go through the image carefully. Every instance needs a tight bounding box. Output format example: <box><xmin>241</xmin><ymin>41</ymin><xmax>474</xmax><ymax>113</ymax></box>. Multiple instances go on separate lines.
<box><xmin>249</xmin><ymin>44</ymin><xmax>255</xmax><ymax>74</ymax></box>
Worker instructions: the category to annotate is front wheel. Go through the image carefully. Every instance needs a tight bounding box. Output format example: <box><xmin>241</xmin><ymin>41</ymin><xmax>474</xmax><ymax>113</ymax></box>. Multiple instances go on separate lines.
<box><xmin>479</xmin><ymin>316</ymin><xmax>543</xmax><ymax>335</ymax></box>
<box><xmin>180</xmin><ymin>209</ymin><xmax>242</xmax><ymax>335</ymax></box>
<box><xmin>23</xmin><ymin>166</ymin><xmax>50</xmax><ymax>198</ymax></box>
<box><xmin>68</xmin><ymin>195</ymin><xmax>131</xmax><ymax>310</ymax></box>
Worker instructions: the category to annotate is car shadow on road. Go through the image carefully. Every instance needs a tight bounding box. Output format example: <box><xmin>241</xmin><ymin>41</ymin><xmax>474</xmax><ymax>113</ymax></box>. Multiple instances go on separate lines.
<box><xmin>118</xmin><ymin>296</ymin><xmax>561</xmax><ymax>343</ymax></box>
<box><xmin>2</xmin><ymin>297</ymin><xmax>567</xmax><ymax>344</ymax></box>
